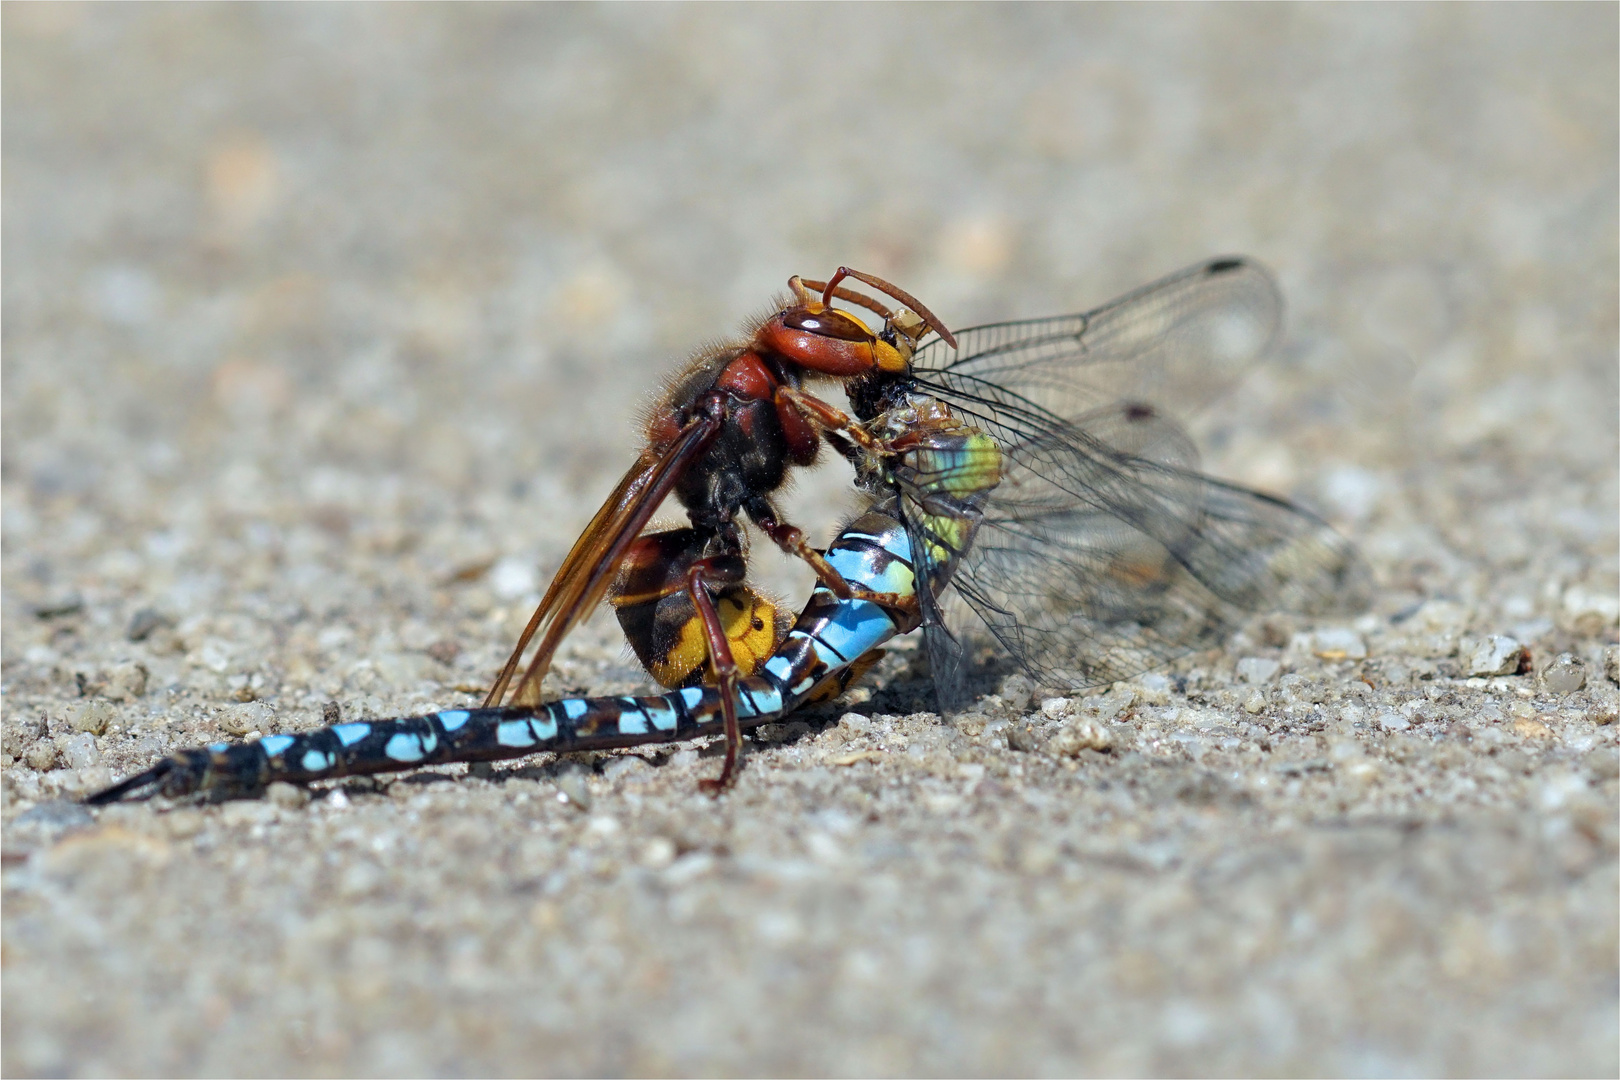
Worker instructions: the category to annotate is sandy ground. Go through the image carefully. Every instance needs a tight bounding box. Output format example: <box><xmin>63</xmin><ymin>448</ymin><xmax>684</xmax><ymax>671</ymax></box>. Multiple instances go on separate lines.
<box><xmin>3</xmin><ymin>5</ymin><xmax>1617</xmax><ymax>1076</ymax></box>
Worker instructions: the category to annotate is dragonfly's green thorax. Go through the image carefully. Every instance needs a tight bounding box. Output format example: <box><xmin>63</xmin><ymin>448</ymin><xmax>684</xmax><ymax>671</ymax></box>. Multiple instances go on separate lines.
<box><xmin>857</xmin><ymin>395</ymin><xmax>1004</xmax><ymax>608</ymax></box>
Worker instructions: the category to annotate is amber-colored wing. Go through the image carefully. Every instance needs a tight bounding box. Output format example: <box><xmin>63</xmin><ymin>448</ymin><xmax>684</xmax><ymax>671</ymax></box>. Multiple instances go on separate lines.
<box><xmin>484</xmin><ymin>415</ymin><xmax>721</xmax><ymax>707</ymax></box>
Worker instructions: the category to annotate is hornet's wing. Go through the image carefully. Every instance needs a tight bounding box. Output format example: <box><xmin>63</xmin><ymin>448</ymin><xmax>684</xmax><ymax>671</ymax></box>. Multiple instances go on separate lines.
<box><xmin>485</xmin><ymin>415</ymin><xmax>720</xmax><ymax>707</ymax></box>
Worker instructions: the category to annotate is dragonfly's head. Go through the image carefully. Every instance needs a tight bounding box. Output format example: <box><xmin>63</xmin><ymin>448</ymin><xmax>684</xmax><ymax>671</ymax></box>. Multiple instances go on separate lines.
<box><xmin>759</xmin><ymin>267</ymin><xmax>953</xmax><ymax>379</ymax></box>
<box><xmin>845</xmin><ymin>363</ymin><xmax>915</xmax><ymax>423</ymax></box>
<box><xmin>883</xmin><ymin>308</ymin><xmax>929</xmax><ymax>359</ymax></box>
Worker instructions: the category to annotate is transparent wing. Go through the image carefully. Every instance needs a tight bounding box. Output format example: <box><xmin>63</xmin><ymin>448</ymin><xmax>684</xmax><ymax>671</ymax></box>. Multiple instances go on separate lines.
<box><xmin>873</xmin><ymin>256</ymin><xmax>1364</xmax><ymax>702</ymax></box>
<box><xmin>915</xmin><ymin>543</ymin><xmax>969</xmax><ymax>711</ymax></box>
<box><xmin>485</xmin><ymin>415</ymin><xmax>721</xmax><ymax>707</ymax></box>
<box><xmin>894</xmin><ymin>402</ymin><xmax>1369</xmax><ymax>696</ymax></box>
<box><xmin>911</xmin><ymin>256</ymin><xmax>1283</xmax><ymax>431</ymax></box>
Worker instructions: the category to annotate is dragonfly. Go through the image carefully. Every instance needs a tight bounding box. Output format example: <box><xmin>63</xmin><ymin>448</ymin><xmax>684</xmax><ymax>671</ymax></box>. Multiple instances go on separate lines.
<box><xmin>84</xmin><ymin>479</ymin><xmax>991</xmax><ymax>803</ymax></box>
<box><xmin>834</xmin><ymin>256</ymin><xmax>1371</xmax><ymax>712</ymax></box>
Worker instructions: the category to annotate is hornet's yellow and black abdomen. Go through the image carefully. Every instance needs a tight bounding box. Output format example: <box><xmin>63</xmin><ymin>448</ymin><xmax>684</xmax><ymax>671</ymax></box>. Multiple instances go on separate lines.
<box><xmin>609</xmin><ymin>528</ymin><xmax>788</xmax><ymax>689</ymax></box>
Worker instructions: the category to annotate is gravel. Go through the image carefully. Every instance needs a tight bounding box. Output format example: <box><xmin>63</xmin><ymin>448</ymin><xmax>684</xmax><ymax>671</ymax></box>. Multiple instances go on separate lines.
<box><xmin>3</xmin><ymin>6</ymin><xmax>1616</xmax><ymax>1077</ymax></box>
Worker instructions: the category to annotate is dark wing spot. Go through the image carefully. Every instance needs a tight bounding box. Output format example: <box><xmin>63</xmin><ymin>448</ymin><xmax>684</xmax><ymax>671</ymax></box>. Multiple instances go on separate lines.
<box><xmin>1207</xmin><ymin>257</ymin><xmax>1245</xmax><ymax>274</ymax></box>
<box><xmin>1124</xmin><ymin>402</ymin><xmax>1157</xmax><ymax>421</ymax></box>
<box><xmin>752</xmin><ymin>617</ymin><xmax>766</xmax><ymax>631</ymax></box>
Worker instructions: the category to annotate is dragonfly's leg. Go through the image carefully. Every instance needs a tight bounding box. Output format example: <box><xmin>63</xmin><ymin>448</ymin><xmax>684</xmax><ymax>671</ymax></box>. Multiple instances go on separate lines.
<box><xmin>686</xmin><ymin>562</ymin><xmax>746</xmax><ymax>794</ymax></box>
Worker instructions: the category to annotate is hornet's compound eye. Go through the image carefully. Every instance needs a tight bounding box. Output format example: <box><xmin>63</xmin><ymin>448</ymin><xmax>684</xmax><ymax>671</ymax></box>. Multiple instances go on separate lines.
<box><xmin>781</xmin><ymin>307</ymin><xmax>873</xmax><ymax>341</ymax></box>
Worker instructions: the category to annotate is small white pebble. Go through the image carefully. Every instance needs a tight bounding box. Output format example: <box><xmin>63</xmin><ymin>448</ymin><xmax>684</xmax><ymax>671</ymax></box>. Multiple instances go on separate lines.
<box><xmin>1048</xmin><ymin>719</ymin><xmax>1112</xmax><ymax>756</ymax></box>
<box><xmin>1135</xmin><ymin>673</ymin><xmax>1172</xmax><ymax>705</ymax></box>
<box><xmin>1312</xmin><ymin>628</ymin><xmax>1367</xmax><ymax>660</ymax></box>
<box><xmin>267</xmin><ymin>782</ymin><xmax>310</xmax><ymax>809</ymax></box>
<box><xmin>640</xmin><ymin>836</ymin><xmax>677</xmax><ymax>868</ymax></box>
<box><xmin>805</xmin><ymin>831</ymin><xmax>844</xmax><ymax>863</ymax></box>
<box><xmin>77</xmin><ymin>765</ymin><xmax>112</xmax><ymax>792</ymax></box>
<box><xmin>220</xmin><ymin>701</ymin><xmax>274</xmax><ymax>736</ymax></box>
<box><xmin>1007</xmin><ymin>725</ymin><xmax>1043</xmax><ymax>752</ymax></box>
<box><xmin>70</xmin><ymin>701</ymin><xmax>115</xmax><ymax>736</ymax></box>
<box><xmin>1277</xmin><ymin>674</ymin><xmax>1324</xmax><ymax>706</ymax></box>
<box><xmin>1243</xmin><ymin>689</ymin><xmax>1267</xmax><ymax>715</ymax></box>
<box><xmin>1235</xmin><ymin>657</ymin><xmax>1281</xmax><ymax>684</ymax></box>
<box><xmin>61</xmin><ymin>732</ymin><xmax>102</xmax><ymax>770</ymax></box>
<box><xmin>1040</xmin><ymin>697</ymin><xmax>1072</xmax><ymax>720</ymax></box>
<box><xmin>164</xmin><ymin>809</ymin><xmax>205</xmax><ymax>838</ymax></box>
<box><xmin>1343</xmin><ymin>759</ymin><xmax>1379</xmax><ymax>786</ymax></box>
<box><xmin>1468</xmin><ymin>635</ymin><xmax>1524</xmax><ymax>677</ymax></box>
<box><xmin>1539</xmin><ymin>772</ymin><xmax>1590</xmax><ymax>811</ymax></box>
<box><xmin>601</xmin><ymin>756</ymin><xmax>648</xmax><ymax>780</ymax></box>
<box><xmin>189</xmin><ymin>638</ymin><xmax>235</xmax><ymax>674</ymax></box>
<box><xmin>100</xmin><ymin>661</ymin><xmax>149</xmax><ymax>702</ymax></box>
<box><xmin>1328</xmin><ymin>737</ymin><xmax>1363</xmax><ymax>761</ymax></box>
<box><xmin>1377</xmin><ymin>711</ymin><xmax>1410</xmax><ymax>732</ymax></box>
<box><xmin>1542</xmin><ymin>653</ymin><xmax>1586</xmax><ymax>695</ymax></box>
<box><xmin>952</xmin><ymin>713</ymin><xmax>990</xmax><ymax>738</ymax></box>
<box><xmin>556</xmin><ymin>772</ymin><xmax>592</xmax><ymax>811</ymax></box>
<box><xmin>1095</xmin><ymin>686</ymin><xmax>1136</xmax><ymax>720</ymax></box>
<box><xmin>338</xmin><ymin>862</ymin><xmax>382</xmax><ymax>897</ymax></box>
<box><xmin>999</xmin><ymin>674</ymin><xmax>1034</xmax><ymax>712</ymax></box>
<box><xmin>490</xmin><ymin>556</ymin><xmax>539</xmax><ymax>600</ymax></box>
<box><xmin>1414</xmin><ymin>600</ymin><xmax>1470</xmax><ymax>636</ymax></box>
<box><xmin>25</xmin><ymin>741</ymin><xmax>59</xmax><ymax>771</ymax></box>
<box><xmin>1562</xmin><ymin>586</ymin><xmax>1620</xmax><ymax>633</ymax></box>
<box><xmin>1511</xmin><ymin>714</ymin><xmax>1555</xmax><ymax>740</ymax></box>
<box><xmin>1321</xmin><ymin>465</ymin><xmax>1383</xmax><ymax>521</ymax></box>
<box><xmin>663</xmin><ymin>851</ymin><xmax>716</xmax><ymax>886</ymax></box>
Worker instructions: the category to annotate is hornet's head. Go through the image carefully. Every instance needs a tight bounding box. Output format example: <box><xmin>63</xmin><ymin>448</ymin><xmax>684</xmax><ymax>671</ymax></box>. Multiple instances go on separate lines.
<box><xmin>755</xmin><ymin>267</ymin><xmax>953</xmax><ymax>379</ymax></box>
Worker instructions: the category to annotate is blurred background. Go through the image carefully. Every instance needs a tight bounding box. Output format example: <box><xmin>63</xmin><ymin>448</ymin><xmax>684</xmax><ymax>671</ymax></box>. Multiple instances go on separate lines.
<box><xmin>6</xmin><ymin>4</ymin><xmax>1614</xmax><ymax>629</ymax></box>
<box><xmin>3</xmin><ymin>5</ymin><xmax>1615</xmax><ymax>1076</ymax></box>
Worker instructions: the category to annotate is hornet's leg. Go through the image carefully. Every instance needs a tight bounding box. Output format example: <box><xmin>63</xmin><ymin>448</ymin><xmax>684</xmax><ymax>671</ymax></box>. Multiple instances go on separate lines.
<box><xmin>766</xmin><ymin>388</ymin><xmax>912</xmax><ymax>607</ymax></box>
<box><xmin>776</xmin><ymin>386</ymin><xmax>882</xmax><ymax>452</ymax></box>
<box><xmin>610</xmin><ymin>527</ymin><xmax>784</xmax><ymax>692</ymax></box>
<box><xmin>686</xmin><ymin>561</ymin><xmax>747</xmax><ymax>794</ymax></box>
<box><xmin>744</xmin><ymin>498</ymin><xmax>919</xmax><ymax>623</ymax></box>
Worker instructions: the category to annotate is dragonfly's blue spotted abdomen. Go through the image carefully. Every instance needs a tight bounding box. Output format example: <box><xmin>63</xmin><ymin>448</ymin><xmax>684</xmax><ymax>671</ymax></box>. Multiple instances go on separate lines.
<box><xmin>84</xmin><ymin>497</ymin><xmax>940</xmax><ymax>804</ymax></box>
